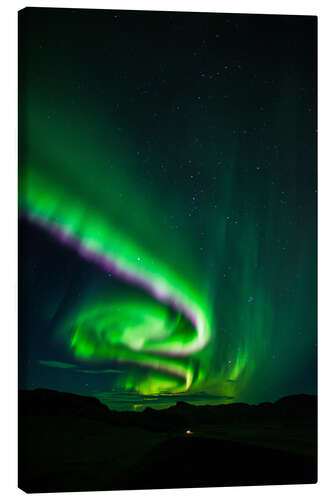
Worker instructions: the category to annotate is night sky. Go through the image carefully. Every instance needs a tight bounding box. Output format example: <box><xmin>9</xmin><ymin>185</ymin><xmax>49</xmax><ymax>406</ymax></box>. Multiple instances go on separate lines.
<box><xmin>18</xmin><ymin>8</ymin><xmax>317</xmax><ymax>411</ymax></box>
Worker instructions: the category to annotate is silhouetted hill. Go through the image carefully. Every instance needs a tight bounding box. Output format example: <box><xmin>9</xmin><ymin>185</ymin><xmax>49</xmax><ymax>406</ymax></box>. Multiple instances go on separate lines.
<box><xmin>19</xmin><ymin>389</ymin><xmax>317</xmax><ymax>431</ymax></box>
<box><xmin>19</xmin><ymin>389</ymin><xmax>317</xmax><ymax>492</ymax></box>
<box><xmin>19</xmin><ymin>388</ymin><xmax>111</xmax><ymax>420</ymax></box>
<box><xmin>273</xmin><ymin>394</ymin><xmax>316</xmax><ymax>415</ymax></box>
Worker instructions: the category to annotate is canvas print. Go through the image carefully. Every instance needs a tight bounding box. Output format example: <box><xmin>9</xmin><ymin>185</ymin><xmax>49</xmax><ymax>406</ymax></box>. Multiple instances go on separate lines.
<box><xmin>18</xmin><ymin>7</ymin><xmax>317</xmax><ymax>493</ymax></box>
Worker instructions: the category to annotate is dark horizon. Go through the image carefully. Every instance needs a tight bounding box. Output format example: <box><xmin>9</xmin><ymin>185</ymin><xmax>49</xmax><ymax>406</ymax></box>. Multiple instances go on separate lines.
<box><xmin>19</xmin><ymin>386</ymin><xmax>317</xmax><ymax>492</ymax></box>
<box><xmin>19</xmin><ymin>385</ymin><xmax>317</xmax><ymax>412</ymax></box>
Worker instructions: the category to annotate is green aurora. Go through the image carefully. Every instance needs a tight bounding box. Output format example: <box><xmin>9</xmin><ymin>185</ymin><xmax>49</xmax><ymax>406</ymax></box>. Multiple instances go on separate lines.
<box><xmin>19</xmin><ymin>9</ymin><xmax>317</xmax><ymax>410</ymax></box>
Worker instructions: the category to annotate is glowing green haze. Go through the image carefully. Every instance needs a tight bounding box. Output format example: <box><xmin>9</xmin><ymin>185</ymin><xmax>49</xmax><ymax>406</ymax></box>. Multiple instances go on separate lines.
<box><xmin>21</xmin><ymin>164</ymin><xmax>212</xmax><ymax>395</ymax></box>
<box><xmin>19</xmin><ymin>100</ymin><xmax>255</xmax><ymax>400</ymax></box>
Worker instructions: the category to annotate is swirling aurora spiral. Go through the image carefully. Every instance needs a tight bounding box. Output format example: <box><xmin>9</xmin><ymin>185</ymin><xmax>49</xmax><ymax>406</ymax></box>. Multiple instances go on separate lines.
<box><xmin>21</xmin><ymin>169</ymin><xmax>212</xmax><ymax>395</ymax></box>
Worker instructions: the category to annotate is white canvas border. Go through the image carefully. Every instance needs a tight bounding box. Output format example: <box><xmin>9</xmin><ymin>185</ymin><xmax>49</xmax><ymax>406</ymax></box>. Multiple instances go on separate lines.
<box><xmin>1</xmin><ymin>1</ymin><xmax>331</xmax><ymax>499</ymax></box>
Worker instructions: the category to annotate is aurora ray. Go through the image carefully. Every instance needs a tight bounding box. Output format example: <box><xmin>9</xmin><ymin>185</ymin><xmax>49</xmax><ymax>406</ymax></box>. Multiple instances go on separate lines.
<box><xmin>21</xmin><ymin>195</ymin><xmax>210</xmax><ymax>393</ymax></box>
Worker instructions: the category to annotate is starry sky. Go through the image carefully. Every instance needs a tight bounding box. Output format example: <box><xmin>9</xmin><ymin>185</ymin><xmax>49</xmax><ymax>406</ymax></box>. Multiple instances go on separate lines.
<box><xmin>18</xmin><ymin>8</ymin><xmax>317</xmax><ymax>411</ymax></box>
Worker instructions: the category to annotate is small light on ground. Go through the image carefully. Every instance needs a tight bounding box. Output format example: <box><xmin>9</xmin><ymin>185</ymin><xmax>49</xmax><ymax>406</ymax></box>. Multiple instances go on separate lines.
<box><xmin>185</xmin><ymin>430</ymin><xmax>193</xmax><ymax>435</ymax></box>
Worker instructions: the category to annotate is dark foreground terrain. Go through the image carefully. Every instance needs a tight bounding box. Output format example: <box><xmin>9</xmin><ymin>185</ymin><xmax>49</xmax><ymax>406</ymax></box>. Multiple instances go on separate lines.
<box><xmin>18</xmin><ymin>389</ymin><xmax>317</xmax><ymax>492</ymax></box>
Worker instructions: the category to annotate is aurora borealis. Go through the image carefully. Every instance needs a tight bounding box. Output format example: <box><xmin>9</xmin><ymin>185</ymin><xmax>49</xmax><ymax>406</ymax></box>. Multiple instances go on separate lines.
<box><xmin>18</xmin><ymin>8</ymin><xmax>317</xmax><ymax>411</ymax></box>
